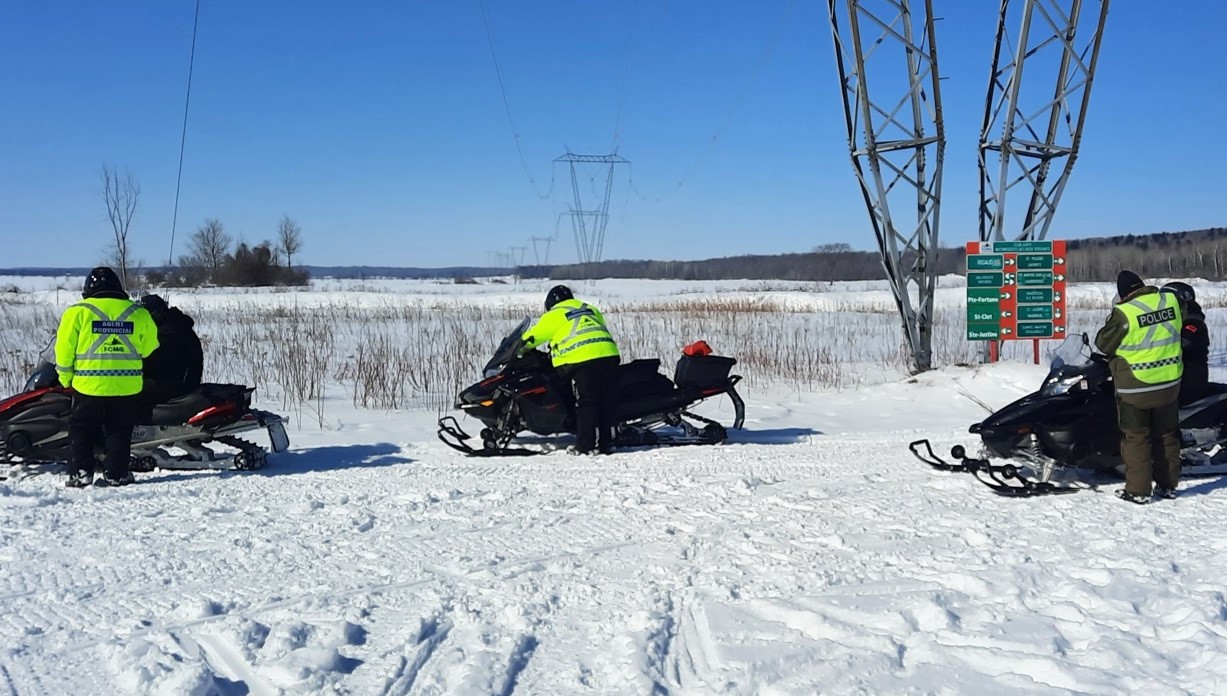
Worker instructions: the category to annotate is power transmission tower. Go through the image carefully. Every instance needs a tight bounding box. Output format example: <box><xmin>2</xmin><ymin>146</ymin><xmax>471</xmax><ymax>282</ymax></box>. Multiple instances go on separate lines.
<box><xmin>508</xmin><ymin>245</ymin><xmax>526</xmax><ymax>267</ymax></box>
<box><xmin>555</xmin><ymin>150</ymin><xmax>630</xmax><ymax>266</ymax></box>
<box><xmin>979</xmin><ymin>0</ymin><xmax>1109</xmax><ymax>242</ymax></box>
<box><xmin>828</xmin><ymin>0</ymin><xmax>946</xmax><ymax>372</ymax></box>
<box><xmin>530</xmin><ymin>236</ymin><xmax>554</xmax><ymax>265</ymax></box>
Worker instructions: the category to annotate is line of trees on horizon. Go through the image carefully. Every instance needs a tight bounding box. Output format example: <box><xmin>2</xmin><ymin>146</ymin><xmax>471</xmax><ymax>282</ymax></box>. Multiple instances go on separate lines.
<box><xmin>541</xmin><ymin>228</ymin><xmax>1227</xmax><ymax>283</ymax></box>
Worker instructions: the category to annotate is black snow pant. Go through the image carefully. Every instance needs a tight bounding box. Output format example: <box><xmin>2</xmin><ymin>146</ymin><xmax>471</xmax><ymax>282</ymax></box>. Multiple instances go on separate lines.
<box><xmin>69</xmin><ymin>393</ymin><xmax>140</xmax><ymax>479</ymax></box>
<box><xmin>563</xmin><ymin>356</ymin><xmax>621</xmax><ymax>453</ymax></box>
<box><xmin>1117</xmin><ymin>388</ymin><xmax>1181</xmax><ymax>497</ymax></box>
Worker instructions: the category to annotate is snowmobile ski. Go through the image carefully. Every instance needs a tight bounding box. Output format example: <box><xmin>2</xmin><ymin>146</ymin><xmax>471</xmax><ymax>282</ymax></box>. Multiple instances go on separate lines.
<box><xmin>437</xmin><ymin>416</ymin><xmax>537</xmax><ymax>457</ymax></box>
<box><xmin>910</xmin><ymin>439</ymin><xmax>1084</xmax><ymax>496</ymax></box>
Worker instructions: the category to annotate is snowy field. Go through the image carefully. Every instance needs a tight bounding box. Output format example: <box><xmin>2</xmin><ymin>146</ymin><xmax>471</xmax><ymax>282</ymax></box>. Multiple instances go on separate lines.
<box><xmin>3</xmin><ymin>276</ymin><xmax>1227</xmax><ymax>695</ymax></box>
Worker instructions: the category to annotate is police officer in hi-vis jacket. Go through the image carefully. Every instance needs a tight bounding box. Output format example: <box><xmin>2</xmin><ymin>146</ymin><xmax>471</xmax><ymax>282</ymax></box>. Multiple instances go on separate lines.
<box><xmin>521</xmin><ymin>285</ymin><xmax>621</xmax><ymax>455</ymax></box>
<box><xmin>1095</xmin><ymin>270</ymin><xmax>1184</xmax><ymax>504</ymax></box>
<box><xmin>55</xmin><ymin>267</ymin><xmax>159</xmax><ymax>487</ymax></box>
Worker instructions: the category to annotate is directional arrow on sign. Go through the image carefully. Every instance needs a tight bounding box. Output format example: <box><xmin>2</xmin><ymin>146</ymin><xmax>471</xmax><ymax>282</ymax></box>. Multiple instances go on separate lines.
<box><xmin>1054</xmin><ymin>292</ymin><xmax>1062</xmax><ymax>302</ymax></box>
<box><xmin>1005</xmin><ymin>257</ymin><xmax>1016</xmax><ymax>265</ymax></box>
<box><xmin>1002</xmin><ymin>310</ymin><xmax>1013</xmax><ymax>317</ymax></box>
<box><xmin>1055</xmin><ymin>308</ymin><xmax>1063</xmax><ymax>319</ymax></box>
<box><xmin>1055</xmin><ymin>257</ymin><xmax>1065</xmax><ymax>265</ymax></box>
<box><xmin>1004</xmin><ymin>277</ymin><xmax>1016</xmax><ymax>285</ymax></box>
<box><xmin>1056</xmin><ymin>325</ymin><xmax>1066</xmax><ymax>334</ymax></box>
<box><xmin>1054</xmin><ymin>274</ymin><xmax>1066</xmax><ymax>282</ymax></box>
<box><xmin>1001</xmin><ymin>327</ymin><xmax>1013</xmax><ymax>335</ymax></box>
<box><xmin>1001</xmin><ymin>291</ymin><xmax>1012</xmax><ymax>299</ymax></box>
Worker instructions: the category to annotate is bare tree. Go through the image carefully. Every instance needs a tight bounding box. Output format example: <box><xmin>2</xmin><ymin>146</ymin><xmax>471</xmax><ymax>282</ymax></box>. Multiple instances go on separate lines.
<box><xmin>277</xmin><ymin>215</ymin><xmax>303</xmax><ymax>269</ymax></box>
<box><xmin>187</xmin><ymin>218</ymin><xmax>232</xmax><ymax>283</ymax></box>
<box><xmin>101</xmin><ymin>165</ymin><xmax>140</xmax><ymax>287</ymax></box>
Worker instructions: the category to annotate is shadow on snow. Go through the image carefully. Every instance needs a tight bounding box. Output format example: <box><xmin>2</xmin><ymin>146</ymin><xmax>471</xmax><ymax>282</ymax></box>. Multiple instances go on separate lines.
<box><xmin>141</xmin><ymin>442</ymin><xmax>413</xmax><ymax>484</ymax></box>
<box><xmin>261</xmin><ymin>442</ymin><xmax>413</xmax><ymax>475</ymax></box>
<box><xmin>726</xmin><ymin>427</ymin><xmax>823</xmax><ymax>445</ymax></box>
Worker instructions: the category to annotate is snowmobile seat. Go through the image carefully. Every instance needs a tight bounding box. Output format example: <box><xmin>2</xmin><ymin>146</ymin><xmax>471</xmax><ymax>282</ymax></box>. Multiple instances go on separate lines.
<box><xmin>618</xmin><ymin>359</ymin><xmax>674</xmax><ymax>398</ymax></box>
<box><xmin>148</xmin><ymin>384</ymin><xmax>248</xmax><ymax>426</ymax></box>
<box><xmin>674</xmin><ymin>354</ymin><xmax>737</xmax><ymax>388</ymax></box>
<box><xmin>618</xmin><ymin>359</ymin><xmax>660</xmax><ymax>385</ymax></box>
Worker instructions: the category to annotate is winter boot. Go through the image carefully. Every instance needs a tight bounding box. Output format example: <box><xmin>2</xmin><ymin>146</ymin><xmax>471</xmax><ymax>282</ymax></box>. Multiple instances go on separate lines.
<box><xmin>95</xmin><ymin>472</ymin><xmax>135</xmax><ymax>487</ymax></box>
<box><xmin>1154</xmin><ymin>487</ymin><xmax>1178</xmax><ymax>500</ymax></box>
<box><xmin>1117</xmin><ymin>489</ymin><xmax>1151</xmax><ymax>505</ymax></box>
<box><xmin>65</xmin><ymin>471</ymin><xmax>93</xmax><ymax>488</ymax></box>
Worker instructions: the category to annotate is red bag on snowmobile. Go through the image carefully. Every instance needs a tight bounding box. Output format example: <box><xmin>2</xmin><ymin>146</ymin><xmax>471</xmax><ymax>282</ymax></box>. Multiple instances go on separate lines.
<box><xmin>682</xmin><ymin>340</ymin><xmax>713</xmax><ymax>357</ymax></box>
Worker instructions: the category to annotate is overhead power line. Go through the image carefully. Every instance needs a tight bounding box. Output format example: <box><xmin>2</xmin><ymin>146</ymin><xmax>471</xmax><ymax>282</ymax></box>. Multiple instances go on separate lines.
<box><xmin>477</xmin><ymin>0</ymin><xmax>555</xmax><ymax>200</ymax></box>
<box><xmin>628</xmin><ymin>0</ymin><xmax>801</xmax><ymax>204</ymax></box>
<box><xmin>167</xmin><ymin>0</ymin><xmax>202</xmax><ymax>267</ymax></box>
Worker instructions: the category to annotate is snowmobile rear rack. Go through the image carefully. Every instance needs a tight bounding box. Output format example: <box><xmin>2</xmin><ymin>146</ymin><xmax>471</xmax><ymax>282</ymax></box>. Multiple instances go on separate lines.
<box><xmin>910</xmin><ymin>439</ymin><xmax>1084</xmax><ymax>497</ymax></box>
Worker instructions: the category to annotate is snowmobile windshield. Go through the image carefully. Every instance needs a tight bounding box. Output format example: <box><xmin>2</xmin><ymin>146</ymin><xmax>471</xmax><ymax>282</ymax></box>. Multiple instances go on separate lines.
<box><xmin>483</xmin><ymin>317</ymin><xmax>531</xmax><ymax>377</ymax></box>
<box><xmin>24</xmin><ymin>360</ymin><xmax>59</xmax><ymax>392</ymax></box>
<box><xmin>1040</xmin><ymin>335</ymin><xmax>1095</xmax><ymax>396</ymax></box>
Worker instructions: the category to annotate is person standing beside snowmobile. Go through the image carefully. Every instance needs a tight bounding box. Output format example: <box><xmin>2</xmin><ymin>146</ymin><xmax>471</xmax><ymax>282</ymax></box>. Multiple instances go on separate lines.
<box><xmin>1161</xmin><ymin>281</ymin><xmax>1210</xmax><ymax>405</ymax></box>
<box><xmin>139</xmin><ymin>294</ymin><xmax>204</xmax><ymax>406</ymax></box>
<box><xmin>55</xmin><ymin>267</ymin><xmax>159</xmax><ymax>487</ymax></box>
<box><xmin>1096</xmin><ymin>270</ymin><xmax>1183</xmax><ymax>504</ymax></box>
<box><xmin>521</xmin><ymin>285</ymin><xmax>621</xmax><ymax>455</ymax></box>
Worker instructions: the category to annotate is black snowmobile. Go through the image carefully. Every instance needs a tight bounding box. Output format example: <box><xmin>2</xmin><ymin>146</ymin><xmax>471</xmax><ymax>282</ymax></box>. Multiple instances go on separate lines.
<box><xmin>438</xmin><ymin>318</ymin><xmax>746</xmax><ymax>456</ymax></box>
<box><xmin>911</xmin><ymin>335</ymin><xmax>1227</xmax><ymax>496</ymax></box>
<box><xmin>0</xmin><ymin>361</ymin><xmax>290</xmax><ymax>473</ymax></box>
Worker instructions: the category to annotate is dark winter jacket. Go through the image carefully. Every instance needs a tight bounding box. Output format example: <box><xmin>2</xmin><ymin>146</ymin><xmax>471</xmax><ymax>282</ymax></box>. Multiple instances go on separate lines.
<box><xmin>1179</xmin><ymin>299</ymin><xmax>1210</xmax><ymax>404</ymax></box>
<box><xmin>144</xmin><ymin>306</ymin><xmax>204</xmax><ymax>397</ymax></box>
<box><xmin>1095</xmin><ymin>285</ymin><xmax>1184</xmax><ymax>406</ymax></box>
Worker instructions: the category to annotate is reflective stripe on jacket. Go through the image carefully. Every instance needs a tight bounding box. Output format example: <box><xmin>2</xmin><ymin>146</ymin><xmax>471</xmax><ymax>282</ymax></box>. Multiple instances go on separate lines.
<box><xmin>522</xmin><ymin>298</ymin><xmax>620</xmax><ymax>367</ymax></box>
<box><xmin>1114</xmin><ymin>290</ymin><xmax>1183</xmax><ymax>394</ymax></box>
<box><xmin>54</xmin><ymin>298</ymin><xmax>160</xmax><ymax>396</ymax></box>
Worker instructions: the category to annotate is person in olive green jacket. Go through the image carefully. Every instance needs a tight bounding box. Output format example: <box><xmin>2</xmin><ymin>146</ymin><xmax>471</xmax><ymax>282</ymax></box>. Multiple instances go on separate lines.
<box><xmin>521</xmin><ymin>285</ymin><xmax>621</xmax><ymax>454</ymax></box>
<box><xmin>55</xmin><ymin>267</ymin><xmax>159</xmax><ymax>487</ymax></box>
<box><xmin>1095</xmin><ymin>270</ymin><xmax>1184</xmax><ymax>504</ymax></box>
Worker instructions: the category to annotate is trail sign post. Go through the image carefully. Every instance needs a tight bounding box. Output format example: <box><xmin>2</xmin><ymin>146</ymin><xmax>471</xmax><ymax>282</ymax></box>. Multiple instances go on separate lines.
<box><xmin>966</xmin><ymin>240</ymin><xmax>1067</xmax><ymax>346</ymax></box>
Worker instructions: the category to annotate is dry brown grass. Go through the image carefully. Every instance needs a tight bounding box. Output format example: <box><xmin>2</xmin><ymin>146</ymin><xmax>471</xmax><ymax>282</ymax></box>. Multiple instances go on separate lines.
<box><xmin>2</xmin><ymin>287</ymin><xmax>1220</xmax><ymax>418</ymax></box>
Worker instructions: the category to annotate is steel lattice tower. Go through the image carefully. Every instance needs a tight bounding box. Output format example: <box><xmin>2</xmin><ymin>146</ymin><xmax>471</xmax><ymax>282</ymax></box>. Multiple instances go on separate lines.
<box><xmin>979</xmin><ymin>0</ymin><xmax>1110</xmax><ymax>242</ymax></box>
<box><xmin>530</xmin><ymin>236</ymin><xmax>554</xmax><ymax>265</ymax></box>
<box><xmin>555</xmin><ymin>151</ymin><xmax>630</xmax><ymax>266</ymax></box>
<box><xmin>828</xmin><ymin>0</ymin><xmax>946</xmax><ymax>372</ymax></box>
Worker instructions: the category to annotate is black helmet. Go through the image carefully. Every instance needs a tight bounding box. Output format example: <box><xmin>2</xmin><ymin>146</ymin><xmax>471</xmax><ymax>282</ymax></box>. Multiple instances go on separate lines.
<box><xmin>1161</xmin><ymin>281</ymin><xmax>1195</xmax><ymax>304</ymax></box>
<box><xmin>140</xmin><ymin>293</ymin><xmax>168</xmax><ymax>320</ymax></box>
<box><xmin>82</xmin><ymin>266</ymin><xmax>124</xmax><ymax>299</ymax></box>
<box><xmin>545</xmin><ymin>284</ymin><xmax>574</xmax><ymax>311</ymax></box>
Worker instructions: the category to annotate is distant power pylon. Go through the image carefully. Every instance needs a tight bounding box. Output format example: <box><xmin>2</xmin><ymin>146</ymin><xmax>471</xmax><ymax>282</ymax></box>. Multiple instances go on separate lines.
<box><xmin>555</xmin><ymin>150</ymin><xmax>630</xmax><ymax>266</ymax></box>
<box><xmin>530</xmin><ymin>236</ymin><xmax>554</xmax><ymax>265</ymax></box>
<box><xmin>508</xmin><ymin>245</ymin><xmax>527</xmax><ymax>267</ymax></box>
<box><xmin>978</xmin><ymin>0</ymin><xmax>1110</xmax><ymax>242</ymax></box>
<box><xmin>828</xmin><ymin>0</ymin><xmax>946</xmax><ymax>372</ymax></box>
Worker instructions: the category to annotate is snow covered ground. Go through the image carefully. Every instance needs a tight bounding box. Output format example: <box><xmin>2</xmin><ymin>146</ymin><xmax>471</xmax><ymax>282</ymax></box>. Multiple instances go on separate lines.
<box><xmin>3</xmin><ymin>276</ymin><xmax>1227</xmax><ymax>695</ymax></box>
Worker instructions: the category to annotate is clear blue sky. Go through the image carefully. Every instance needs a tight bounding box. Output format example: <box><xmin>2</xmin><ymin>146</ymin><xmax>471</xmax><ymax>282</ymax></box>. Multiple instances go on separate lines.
<box><xmin>1</xmin><ymin>1</ymin><xmax>1224</xmax><ymax>269</ymax></box>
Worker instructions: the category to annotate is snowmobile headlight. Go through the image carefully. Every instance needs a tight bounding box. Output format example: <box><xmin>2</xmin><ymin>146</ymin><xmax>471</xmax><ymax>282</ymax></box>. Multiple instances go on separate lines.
<box><xmin>1041</xmin><ymin>374</ymin><xmax>1084</xmax><ymax>396</ymax></box>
